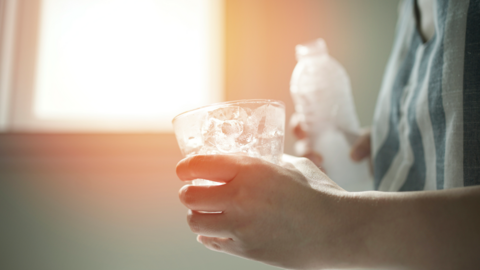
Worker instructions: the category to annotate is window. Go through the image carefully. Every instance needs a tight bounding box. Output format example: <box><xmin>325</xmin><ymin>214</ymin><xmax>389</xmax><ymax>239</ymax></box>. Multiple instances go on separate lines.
<box><xmin>0</xmin><ymin>0</ymin><xmax>223</xmax><ymax>132</ymax></box>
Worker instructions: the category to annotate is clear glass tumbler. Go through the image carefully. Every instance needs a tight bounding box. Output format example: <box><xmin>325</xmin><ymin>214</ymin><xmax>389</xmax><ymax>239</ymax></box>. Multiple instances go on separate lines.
<box><xmin>172</xmin><ymin>99</ymin><xmax>285</xmax><ymax>185</ymax></box>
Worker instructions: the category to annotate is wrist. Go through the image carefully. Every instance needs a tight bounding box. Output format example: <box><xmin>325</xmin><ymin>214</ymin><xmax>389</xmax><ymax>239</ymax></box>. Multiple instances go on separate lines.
<box><xmin>342</xmin><ymin>191</ymin><xmax>413</xmax><ymax>269</ymax></box>
<box><xmin>338</xmin><ymin>191</ymin><xmax>378</xmax><ymax>268</ymax></box>
<box><xmin>304</xmin><ymin>189</ymin><xmax>377</xmax><ymax>269</ymax></box>
<box><xmin>321</xmin><ymin>190</ymin><xmax>385</xmax><ymax>269</ymax></box>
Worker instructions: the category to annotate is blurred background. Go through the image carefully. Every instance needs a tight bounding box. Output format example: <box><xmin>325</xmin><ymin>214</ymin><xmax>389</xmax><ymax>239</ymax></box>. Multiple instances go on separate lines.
<box><xmin>0</xmin><ymin>0</ymin><xmax>399</xmax><ymax>269</ymax></box>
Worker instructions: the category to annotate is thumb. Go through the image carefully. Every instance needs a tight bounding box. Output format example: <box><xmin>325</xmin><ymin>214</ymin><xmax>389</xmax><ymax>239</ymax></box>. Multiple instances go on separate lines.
<box><xmin>350</xmin><ymin>131</ymin><xmax>371</xmax><ymax>162</ymax></box>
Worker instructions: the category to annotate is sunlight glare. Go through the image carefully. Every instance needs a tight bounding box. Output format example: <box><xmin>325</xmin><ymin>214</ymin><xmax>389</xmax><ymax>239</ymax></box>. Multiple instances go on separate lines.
<box><xmin>34</xmin><ymin>0</ymin><xmax>222</xmax><ymax>130</ymax></box>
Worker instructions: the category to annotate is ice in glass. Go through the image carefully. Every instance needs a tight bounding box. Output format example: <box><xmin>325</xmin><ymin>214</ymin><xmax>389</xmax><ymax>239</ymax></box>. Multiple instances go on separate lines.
<box><xmin>173</xmin><ymin>99</ymin><xmax>285</xmax><ymax>185</ymax></box>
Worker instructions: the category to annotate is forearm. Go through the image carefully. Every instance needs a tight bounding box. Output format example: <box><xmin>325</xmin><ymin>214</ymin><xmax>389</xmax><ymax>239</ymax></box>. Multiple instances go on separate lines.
<box><xmin>348</xmin><ymin>186</ymin><xmax>480</xmax><ymax>269</ymax></box>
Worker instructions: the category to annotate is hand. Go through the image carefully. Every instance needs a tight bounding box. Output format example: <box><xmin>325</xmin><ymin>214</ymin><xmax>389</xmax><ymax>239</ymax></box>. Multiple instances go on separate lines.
<box><xmin>289</xmin><ymin>113</ymin><xmax>324</xmax><ymax>166</ymax></box>
<box><xmin>290</xmin><ymin>113</ymin><xmax>372</xmax><ymax>167</ymax></box>
<box><xmin>349</xmin><ymin>128</ymin><xmax>371</xmax><ymax>163</ymax></box>
<box><xmin>349</xmin><ymin>129</ymin><xmax>373</xmax><ymax>174</ymax></box>
<box><xmin>176</xmin><ymin>154</ymin><xmax>362</xmax><ymax>269</ymax></box>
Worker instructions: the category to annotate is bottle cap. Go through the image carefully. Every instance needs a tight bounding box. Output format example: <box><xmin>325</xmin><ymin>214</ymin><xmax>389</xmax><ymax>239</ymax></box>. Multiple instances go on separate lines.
<box><xmin>295</xmin><ymin>38</ymin><xmax>328</xmax><ymax>59</ymax></box>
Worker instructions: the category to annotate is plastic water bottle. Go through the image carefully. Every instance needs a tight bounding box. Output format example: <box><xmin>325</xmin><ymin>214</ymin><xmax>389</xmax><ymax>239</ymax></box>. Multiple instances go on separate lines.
<box><xmin>290</xmin><ymin>38</ymin><xmax>372</xmax><ymax>191</ymax></box>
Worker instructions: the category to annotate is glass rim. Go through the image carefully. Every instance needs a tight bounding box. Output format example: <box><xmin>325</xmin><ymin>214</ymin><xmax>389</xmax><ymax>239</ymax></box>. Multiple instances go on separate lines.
<box><xmin>172</xmin><ymin>99</ymin><xmax>285</xmax><ymax>124</ymax></box>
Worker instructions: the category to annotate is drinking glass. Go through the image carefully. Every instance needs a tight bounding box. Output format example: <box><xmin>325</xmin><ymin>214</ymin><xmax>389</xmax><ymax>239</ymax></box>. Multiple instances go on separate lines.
<box><xmin>172</xmin><ymin>99</ymin><xmax>285</xmax><ymax>185</ymax></box>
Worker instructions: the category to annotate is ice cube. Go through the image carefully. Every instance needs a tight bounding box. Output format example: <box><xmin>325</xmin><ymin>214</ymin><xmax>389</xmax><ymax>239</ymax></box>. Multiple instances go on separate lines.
<box><xmin>215</xmin><ymin>135</ymin><xmax>236</xmax><ymax>152</ymax></box>
<box><xmin>198</xmin><ymin>144</ymin><xmax>219</xmax><ymax>155</ymax></box>
<box><xmin>214</xmin><ymin>119</ymin><xmax>244</xmax><ymax>153</ymax></box>
<box><xmin>184</xmin><ymin>136</ymin><xmax>203</xmax><ymax>156</ymax></box>
<box><xmin>263</xmin><ymin>104</ymin><xmax>285</xmax><ymax>137</ymax></box>
<box><xmin>202</xmin><ymin>117</ymin><xmax>223</xmax><ymax>148</ymax></box>
<box><xmin>265</xmin><ymin>104</ymin><xmax>284</xmax><ymax>129</ymax></box>
<box><xmin>221</xmin><ymin>120</ymin><xmax>243</xmax><ymax>138</ymax></box>
<box><xmin>202</xmin><ymin>106</ymin><xmax>253</xmax><ymax>154</ymax></box>
<box><xmin>236</xmin><ymin>131</ymin><xmax>254</xmax><ymax>148</ymax></box>
<box><xmin>250</xmin><ymin>105</ymin><xmax>267</xmax><ymax>129</ymax></box>
<box><xmin>207</xmin><ymin>106</ymin><xmax>248</xmax><ymax>122</ymax></box>
<box><xmin>202</xmin><ymin>118</ymin><xmax>246</xmax><ymax>154</ymax></box>
<box><xmin>232</xmin><ymin>105</ymin><xmax>264</xmax><ymax>150</ymax></box>
<box><xmin>197</xmin><ymin>104</ymin><xmax>283</xmax><ymax>156</ymax></box>
<box><xmin>243</xmin><ymin>107</ymin><xmax>253</xmax><ymax>116</ymax></box>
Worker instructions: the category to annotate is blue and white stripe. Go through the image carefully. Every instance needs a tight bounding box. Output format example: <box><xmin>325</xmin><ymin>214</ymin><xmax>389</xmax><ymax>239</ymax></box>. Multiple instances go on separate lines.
<box><xmin>372</xmin><ymin>0</ymin><xmax>479</xmax><ymax>191</ymax></box>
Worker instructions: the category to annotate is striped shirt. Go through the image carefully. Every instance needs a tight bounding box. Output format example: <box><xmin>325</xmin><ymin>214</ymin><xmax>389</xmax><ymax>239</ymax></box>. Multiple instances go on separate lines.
<box><xmin>372</xmin><ymin>0</ymin><xmax>480</xmax><ymax>191</ymax></box>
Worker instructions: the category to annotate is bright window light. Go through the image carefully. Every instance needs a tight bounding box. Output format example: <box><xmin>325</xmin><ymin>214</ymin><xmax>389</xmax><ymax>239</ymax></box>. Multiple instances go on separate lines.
<box><xmin>34</xmin><ymin>0</ymin><xmax>223</xmax><ymax>131</ymax></box>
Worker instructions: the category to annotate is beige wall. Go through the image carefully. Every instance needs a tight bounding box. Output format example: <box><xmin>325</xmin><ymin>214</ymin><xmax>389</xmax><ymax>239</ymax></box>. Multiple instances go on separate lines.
<box><xmin>225</xmin><ymin>0</ymin><xmax>400</xmax><ymax>154</ymax></box>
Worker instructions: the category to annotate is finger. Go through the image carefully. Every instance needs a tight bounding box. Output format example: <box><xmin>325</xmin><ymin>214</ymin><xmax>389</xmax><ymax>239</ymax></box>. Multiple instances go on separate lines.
<box><xmin>289</xmin><ymin>113</ymin><xmax>308</xmax><ymax>139</ymax></box>
<box><xmin>350</xmin><ymin>132</ymin><xmax>371</xmax><ymax>162</ymax></box>
<box><xmin>293</xmin><ymin>122</ymin><xmax>308</xmax><ymax>139</ymax></box>
<box><xmin>187</xmin><ymin>210</ymin><xmax>233</xmax><ymax>238</ymax></box>
<box><xmin>179</xmin><ymin>184</ymin><xmax>232</xmax><ymax>211</ymax></box>
<box><xmin>197</xmin><ymin>235</ymin><xmax>237</xmax><ymax>254</ymax></box>
<box><xmin>176</xmin><ymin>155</ymin><xmax>244</xmax><ymax>182</ymax></box>
<box><xmin>294</xmin><ymin>139</ymin><xmax>310</xmax><ymax>156</ymax></box>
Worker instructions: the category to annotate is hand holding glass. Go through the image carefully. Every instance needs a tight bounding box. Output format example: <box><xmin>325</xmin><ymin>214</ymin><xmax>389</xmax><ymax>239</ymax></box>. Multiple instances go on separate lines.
<box><xmin>173</xmin><ymin>99</ymin><xmax>285</xmax><ymax>185</ymax></box>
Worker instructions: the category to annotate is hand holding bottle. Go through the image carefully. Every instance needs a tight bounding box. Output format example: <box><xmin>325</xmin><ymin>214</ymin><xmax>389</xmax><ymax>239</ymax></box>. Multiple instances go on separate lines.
<box><xmin>289</xmin><ymin>38</ymin><xmax>372</xmax><ymax>191</ymax></box>
<box><xmin>290</xmin><ymin>112</ymin><xmax>372</xmax><ymax>170</ymax></box>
